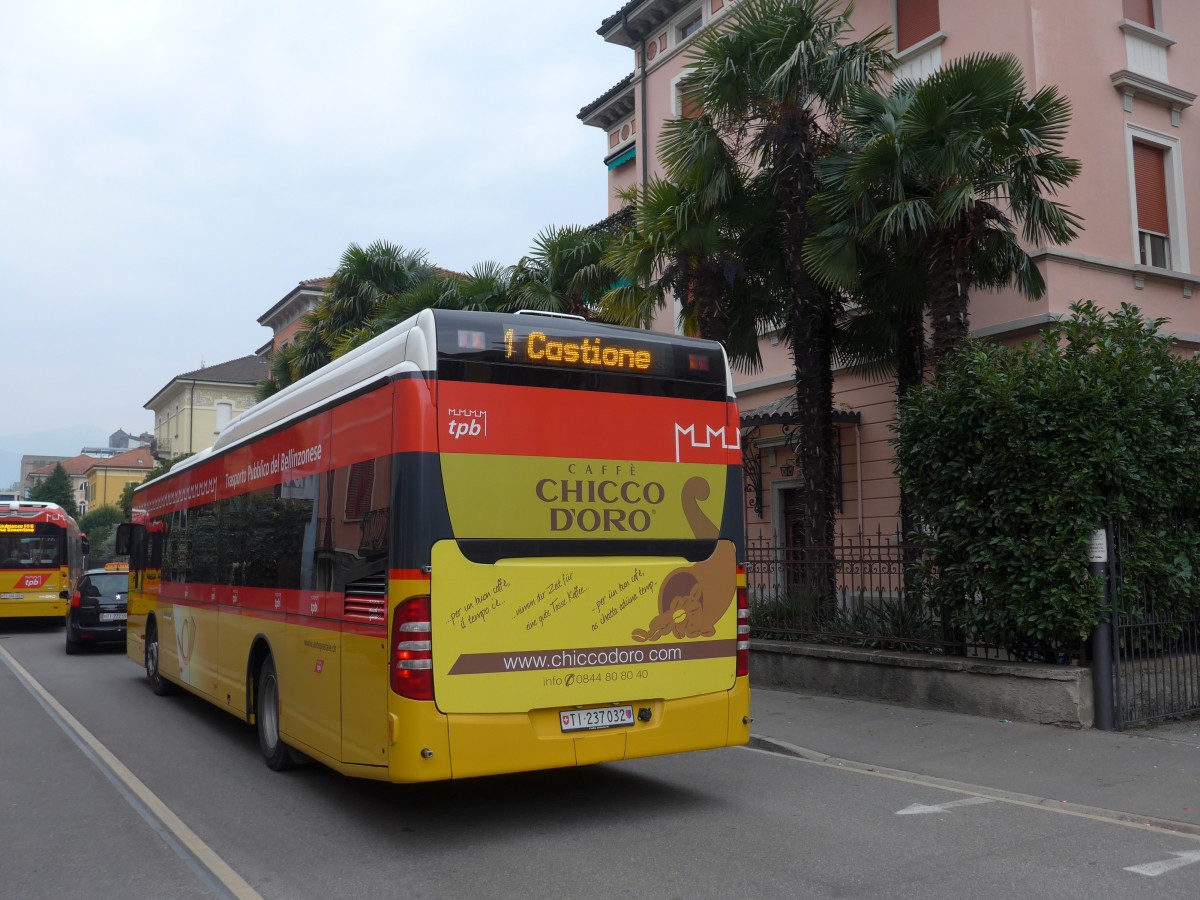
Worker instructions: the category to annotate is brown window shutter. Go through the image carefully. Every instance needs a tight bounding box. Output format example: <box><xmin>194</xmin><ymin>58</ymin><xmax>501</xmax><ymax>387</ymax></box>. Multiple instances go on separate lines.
<box><xmin>1133</xmin><ymin>142</ymin><xmax>1169</xmax><ymax>235</ymax></box>
<box><xmin>1122</xmin><ymin>0</ymin><xmax>1155</xmax><ymax>27</ymax></box>
<box><xmin>680</xmin><ymin>86</ymin><xmax>703</xmax><ymax>119</ymax></box>
<box><xmin>896</xmin><ymin>0</ymin><xmax>940</xmax><ymax>50</ymax></box>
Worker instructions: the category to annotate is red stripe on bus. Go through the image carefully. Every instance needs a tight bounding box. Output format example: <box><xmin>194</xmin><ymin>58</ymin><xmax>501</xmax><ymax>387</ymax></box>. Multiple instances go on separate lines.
<box><xmin>138</xmin><ymin>380</ymin><xmax>440</xmax><ymax>516</ymax></box>
<box><xmin>437</xmin><ymin>382</ymin><xmax>740</xmax><ymax>464</ymax></box>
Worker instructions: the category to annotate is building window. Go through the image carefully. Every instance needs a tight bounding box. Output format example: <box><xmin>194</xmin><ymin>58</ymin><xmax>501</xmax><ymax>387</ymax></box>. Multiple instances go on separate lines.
<box><xmin>1133</xmin><ymin>140</ymin><xmax>1171</xmax><ymax>268</ymax></box>
<box><xmin>672</xmin><ymin>70</ymin><xmax>703</xmax><ymax>119</ymax></box>
<box><xmin>896</xmin><ymin>0</ymin><xmax>940</xmax><ymax>51</ymax></box>
<box><xmin>676</xmin><ymin>8</ymin><xmax>703</xmax><ymax>43</ymax></box>
<box><xmin>216</xmin><ymin>402</ymin><xmax>233</xmax><ymax>432</ymax></box>
<box><xmin>1123</xmin><ymin>0</ymin><xmax>1156</xmax><ymax>28</ymax></box>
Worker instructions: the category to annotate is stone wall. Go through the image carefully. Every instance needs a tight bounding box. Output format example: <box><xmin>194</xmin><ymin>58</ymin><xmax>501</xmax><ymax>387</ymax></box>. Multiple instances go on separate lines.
<box><xmin>751</xmin><ymin>640</ymin><xmax>1094</xmax><ymax>728</ymax></box>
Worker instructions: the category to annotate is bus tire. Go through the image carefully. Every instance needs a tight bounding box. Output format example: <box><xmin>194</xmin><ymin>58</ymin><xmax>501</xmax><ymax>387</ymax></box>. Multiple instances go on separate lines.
<box><xmin>256</xmin><ymin>655</ymin><xmax>296</xmax><ymax>771</ymax></box>
<box><xmin>146</xmin><ymin>619</ymin><xmax>176</xmax><ymax>696</ymax></box>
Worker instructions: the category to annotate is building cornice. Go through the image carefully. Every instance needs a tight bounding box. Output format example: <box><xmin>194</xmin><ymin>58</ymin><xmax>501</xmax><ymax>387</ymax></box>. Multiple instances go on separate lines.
<box><xmin>599</xmin><ymin>0</ymin><xmax>696</xmax><ymax>45</ymax></box>
<box><xmin>1118</xmin><ymin>19</ymin><xmax>1176</xmax><ymax>49</ymax></box>
<box><xmin>579</xmin><ymin>72</ymin><xmax>635</xmax><ymax>128</ymax></box>
<box><xmin>1030</xmin><ymin>247</ymin><xmax>1199</xmax><ymax>296</ymax></box>
<box><xmin>257</xmin><ymin>280</ymin><xmax>330</xmax><ymax>330</ymax></box>
<box><xmin>1110</xmin><ymin>69</ymin><xmax>1196</xmax><ymax>121</ymax></box>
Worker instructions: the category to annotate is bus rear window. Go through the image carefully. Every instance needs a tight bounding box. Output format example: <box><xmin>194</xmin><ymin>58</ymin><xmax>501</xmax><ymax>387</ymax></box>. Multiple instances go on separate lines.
<box><xmin>0</xmin><ymin>528</ymin><xmax>61</xmax><ymax>567</ymax></box>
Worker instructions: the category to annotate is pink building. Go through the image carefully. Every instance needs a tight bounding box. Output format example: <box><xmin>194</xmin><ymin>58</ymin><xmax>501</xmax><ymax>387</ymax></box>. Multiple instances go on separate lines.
<box><xmin>580</xmin><ymin>0</ymin><xmax>1199</xmax><ymax>546</ymax></box>
<box><xmin>256</xmin><ymin>278</ymin><xmax>331</xmax><ymax>357</ymax></box>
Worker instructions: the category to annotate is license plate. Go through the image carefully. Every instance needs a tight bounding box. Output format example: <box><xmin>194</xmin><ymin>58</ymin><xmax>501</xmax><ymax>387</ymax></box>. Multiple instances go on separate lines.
<box><xmin>559</xmin><ymin>705</ymin><xmax>635</xmax><ymax>733</ymax></box>
<box><xmin>0</xmin><ymin>593</ymin><xmax>22</xmax><ymax>600</ymax></box>
<box><xmin>100</xmin><ymin>612</ymin><xmax>128</xmax><ymax>622</ymax></box>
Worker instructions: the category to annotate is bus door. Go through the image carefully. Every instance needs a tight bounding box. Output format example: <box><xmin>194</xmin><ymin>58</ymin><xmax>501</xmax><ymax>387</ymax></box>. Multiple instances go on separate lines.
<box><xmin>276</xmin><ymin>410</ymin><xmax>340</xmax><ymax>761</ymax></box>
<box><xmin>334</xmin><ymin>386</ymin><xmax>394</xmax><ymax>766</ymax></box>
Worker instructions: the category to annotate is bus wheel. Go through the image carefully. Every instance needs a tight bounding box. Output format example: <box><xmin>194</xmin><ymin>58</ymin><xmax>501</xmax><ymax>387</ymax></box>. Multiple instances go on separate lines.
<box><xmin>256</xmin><ymin>656</ymin><xmax>296</xmax><ymax>771</ymax></box>
<box><xmin>146</xmin><ymin>619</ymin><xmax>175</xmax><ymax>696</ymax></box>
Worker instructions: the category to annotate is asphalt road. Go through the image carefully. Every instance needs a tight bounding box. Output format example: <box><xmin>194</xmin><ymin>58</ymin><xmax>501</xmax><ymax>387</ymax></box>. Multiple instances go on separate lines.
<box><xmin>3</xmin><ymin>623</ymin><xmax>1199</xmax><ymax>899</ymax></box>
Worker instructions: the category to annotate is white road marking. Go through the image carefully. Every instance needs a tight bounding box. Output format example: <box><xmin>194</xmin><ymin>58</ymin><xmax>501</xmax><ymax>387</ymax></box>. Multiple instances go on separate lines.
<box><xmin>896</xmin><ymin>796</ymin><xmax>995</xmax><ymax>816</ymax></box>
<box><xmin>746</xmin><ymin>735</ymin><xmax>1200</xmax><ymax>844</ymax></box>
<box><xmin>0</xmin><ymin>644</ymin><xmax>262</xmax><ymax>900</ymax></box>
<box><xmin>1124</xmin><ymin>850</ymin><xmax>1200</xmax><ymax>877</ymax></box>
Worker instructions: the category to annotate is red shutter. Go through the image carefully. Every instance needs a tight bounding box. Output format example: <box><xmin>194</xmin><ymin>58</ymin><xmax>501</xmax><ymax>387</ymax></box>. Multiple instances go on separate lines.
<box><xmin>1122</xmin><ymin>0</ymin><xmax>1155</xmax><ymax>27</ymax></box>
<box><xmin>1133</xmin><ymin>142</ymin><xmax>1169</xmax><ymax>235</ymax></box>
<box><xmin>896</xmin><ymin>0</ymin><xmax>940</xmax><ymax>50</ymax></box>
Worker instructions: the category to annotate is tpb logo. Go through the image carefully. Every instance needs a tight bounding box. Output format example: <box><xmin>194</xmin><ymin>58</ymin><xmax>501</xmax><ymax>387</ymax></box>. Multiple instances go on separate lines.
<box><xmin>23</xmin><ymin>574</ymin><xmax>45</xmax><ymax>588</ymax></box>
<box><xmin>447</xmin><ymin>408</ymin><xmax>487</xmax><ymax>440</ymax></box>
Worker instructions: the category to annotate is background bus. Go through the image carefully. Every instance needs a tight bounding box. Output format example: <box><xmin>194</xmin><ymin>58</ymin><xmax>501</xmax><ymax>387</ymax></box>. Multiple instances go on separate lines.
<box><xmin>120</xmin><ymin>309</ymin><xmax>749</xmax><ymax>782</ymax></box>
<box><xmin>0</xmin><ymin>501</ymin><xmax>87</xmax><ymax>621</ymax></box>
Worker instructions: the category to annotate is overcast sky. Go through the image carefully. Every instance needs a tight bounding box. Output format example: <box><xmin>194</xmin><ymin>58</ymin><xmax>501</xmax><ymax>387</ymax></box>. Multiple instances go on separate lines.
<box><xmin>0</xmin><ymin>1</ymin><xmax>631</xmax><ymax>487</ymax></box>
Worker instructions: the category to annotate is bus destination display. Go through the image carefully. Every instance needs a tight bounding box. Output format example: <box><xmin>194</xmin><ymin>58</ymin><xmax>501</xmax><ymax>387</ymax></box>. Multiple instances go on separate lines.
<box><xmin>504</xmin><ymin>327</ymin><xmax>653</xmax><ymax>372</ymax></box>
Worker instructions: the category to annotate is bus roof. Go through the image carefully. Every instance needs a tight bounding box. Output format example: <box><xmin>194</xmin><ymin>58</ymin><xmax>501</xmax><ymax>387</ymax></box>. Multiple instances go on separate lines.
<box><xmin>0</xmin><ymin>501</ymin><xmax>76</xmax><ymax>527</ymax></box>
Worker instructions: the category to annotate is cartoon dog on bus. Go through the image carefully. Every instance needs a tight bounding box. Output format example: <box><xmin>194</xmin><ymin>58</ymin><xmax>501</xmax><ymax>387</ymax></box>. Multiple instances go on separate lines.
<box><xmin>631</xmin><ymin>476</ymin><xmax>735</xmax><ymax>642</ymax></box>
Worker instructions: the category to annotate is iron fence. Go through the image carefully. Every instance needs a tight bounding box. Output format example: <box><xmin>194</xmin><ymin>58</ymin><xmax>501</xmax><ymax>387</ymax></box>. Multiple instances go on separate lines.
<box><xmin>745</xmin><ymin>529</ymin><xmax>968</xmax><ymax>655</ymax></box>
<box><xmin>1109</xmin><ymin>522</ymin><xmax>1200</xmax><ymax>728</ymax></box>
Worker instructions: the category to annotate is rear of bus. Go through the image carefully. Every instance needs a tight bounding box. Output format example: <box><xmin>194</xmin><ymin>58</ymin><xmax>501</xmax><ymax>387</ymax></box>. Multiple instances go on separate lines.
<box><xmin>390</xmin><ymin>310</ymin><xmax>749</xmax><ymax>781</ymax></box>
<box><xmin>0</xmin><ymin>503</ymin><xmax>78</xmax><ymax>620</ymax></box>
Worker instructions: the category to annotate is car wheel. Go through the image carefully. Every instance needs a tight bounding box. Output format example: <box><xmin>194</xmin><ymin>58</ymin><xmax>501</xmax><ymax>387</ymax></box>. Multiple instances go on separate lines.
<box><xmin>256</xmin><ymin>656</ymin><xmax>296</xmax><ymax>771</ymax></box>
<box><xmin>64</xmin><ymin>635</ymin><xmax>81</xmax><ymax>655</ymax></box>
<box><xmin>145</xmin><ymin>619</ymin><xmax>175</xmax><ymax>696</ymax></box>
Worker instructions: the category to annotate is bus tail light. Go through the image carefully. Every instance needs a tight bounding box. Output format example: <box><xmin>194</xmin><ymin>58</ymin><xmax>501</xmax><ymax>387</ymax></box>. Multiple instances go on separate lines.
<box><xmin>736</xmin><ymin>567</ymin><xmax>749</xmax><ymax>678</ymax></box>
<box><xmin>391</xmin><ymin>596</ymin><xmax>433</xmax><ymax>700</ymax></box>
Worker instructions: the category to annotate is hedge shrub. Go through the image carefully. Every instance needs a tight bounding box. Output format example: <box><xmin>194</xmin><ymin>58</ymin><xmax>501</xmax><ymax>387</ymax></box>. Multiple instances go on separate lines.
<box><xmin>897</xmin><ymin>302</ymin><xmax>1200</xmax><ymax>659</ymax></box>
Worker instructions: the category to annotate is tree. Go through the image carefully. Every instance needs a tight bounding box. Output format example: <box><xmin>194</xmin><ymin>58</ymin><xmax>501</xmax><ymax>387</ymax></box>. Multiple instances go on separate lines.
<box><xmin>323</xmin><ymin>241</ymin><xmax>435</xmax><ymax>355</ymax></box>
<box><xmin>510</xmin><ymin>225</ymin><xmax>620</xmax><ymax>319</ymax></box>
<box><xmin>601</xmin><ymin>172</ymin><xmax>785</xmax><ymax>373</ymax></box>
<box><xmin>662</xmin><ymin>0</ymin><xmax>891</xmax><ymax>563</ymax></box>
<box><xmin>79</xmin><ymin>505</ymin><xmax>124</xmax><ymax>564</ymax></box>
<box><xmin>259</xmin><ymin>241</ymin><xmax>434</xmax><ymax>395</ymax></box>
<box><xmin>30</xmin><ymin>464</ymin><xmax>77</xmax><ymax>517</ymax></box>
<box><xmin>363</xmin><ymin>261</ymin><xmax>515</xmax><ymax>344</ymax></box>
<box><xmin>806</xmin><ymin>52</ymin><xmax>1082</xmax><ymax>376</ymax></box>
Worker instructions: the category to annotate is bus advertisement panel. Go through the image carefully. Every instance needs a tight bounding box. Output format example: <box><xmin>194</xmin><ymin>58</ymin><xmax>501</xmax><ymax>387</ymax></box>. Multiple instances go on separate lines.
<box><xmin>0</xmin><ymin>502</ymin><xmax>86</xmax><ymax>619</ymax></box>
<box><xmin>123</xmin><ymin>309</ymin><xmax>749</xmax><ymax>783</ymax></box>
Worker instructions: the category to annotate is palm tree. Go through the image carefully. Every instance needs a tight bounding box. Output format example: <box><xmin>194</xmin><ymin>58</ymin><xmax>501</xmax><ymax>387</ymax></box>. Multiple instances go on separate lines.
<box><xmin>257</xmin><ymin>241</ymin><xmax>434</xmax><ymax>395</ymax></box>
<box><xmin>601</xmin><ymin>172</ymin><xmax>784</xmax><ymax>374</ymax></box>
<box><xmin>324</xmin><ymin>241</ymin><xmax>434</xmax><ymax>337</ymax></box>
<box><xmin>806</xmin><ymin>53</ymin><xmax>1082</xmax><ymax>375</ymax></box>
<box><xmin>665</xmin><ymin>0</ymin><xmax>892</xmax><ymax>559</ymax></box>
<box><xmin>362</xmin><ymin>262</ymin><xmax>515</xmax><ymax>344</ymax></box>
<box><xmin>509</xmin><ymin>225</ymin><xmax>619</xmax><ymax>319</ymax></box>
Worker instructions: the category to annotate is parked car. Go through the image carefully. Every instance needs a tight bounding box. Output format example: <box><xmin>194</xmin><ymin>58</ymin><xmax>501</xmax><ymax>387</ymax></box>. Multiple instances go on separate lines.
<box><xmin>65</xmin><ymin>565</ymin><xmax>128</xmax><ymax>654</ymax></box>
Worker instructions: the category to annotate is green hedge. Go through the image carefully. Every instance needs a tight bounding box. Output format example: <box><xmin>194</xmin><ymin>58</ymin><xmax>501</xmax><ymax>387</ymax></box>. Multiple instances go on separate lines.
<box><xmin>897</xmin><ymin>302</ymin><xmax>1200</xmax><ymax>659</ymax></box>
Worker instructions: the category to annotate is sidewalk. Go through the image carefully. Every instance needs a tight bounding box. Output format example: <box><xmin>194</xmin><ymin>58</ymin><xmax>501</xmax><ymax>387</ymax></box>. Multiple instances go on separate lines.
<box><xmin>748</xmin><ymin>687</ymin><xmax>1200</xmax><ymax>831</ymax></box>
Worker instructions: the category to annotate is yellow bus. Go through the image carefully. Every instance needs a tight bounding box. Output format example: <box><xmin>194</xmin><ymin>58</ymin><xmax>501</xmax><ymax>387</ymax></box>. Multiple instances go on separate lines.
<box><xmin>0</xmin><ymin>501</ymin><xmax>87</xmax><ymax>621</ymax></box>
<box><xmin>119</xmin><ymin>309</ymin><xmax>749</xmax><ymax>781</ymax></box>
